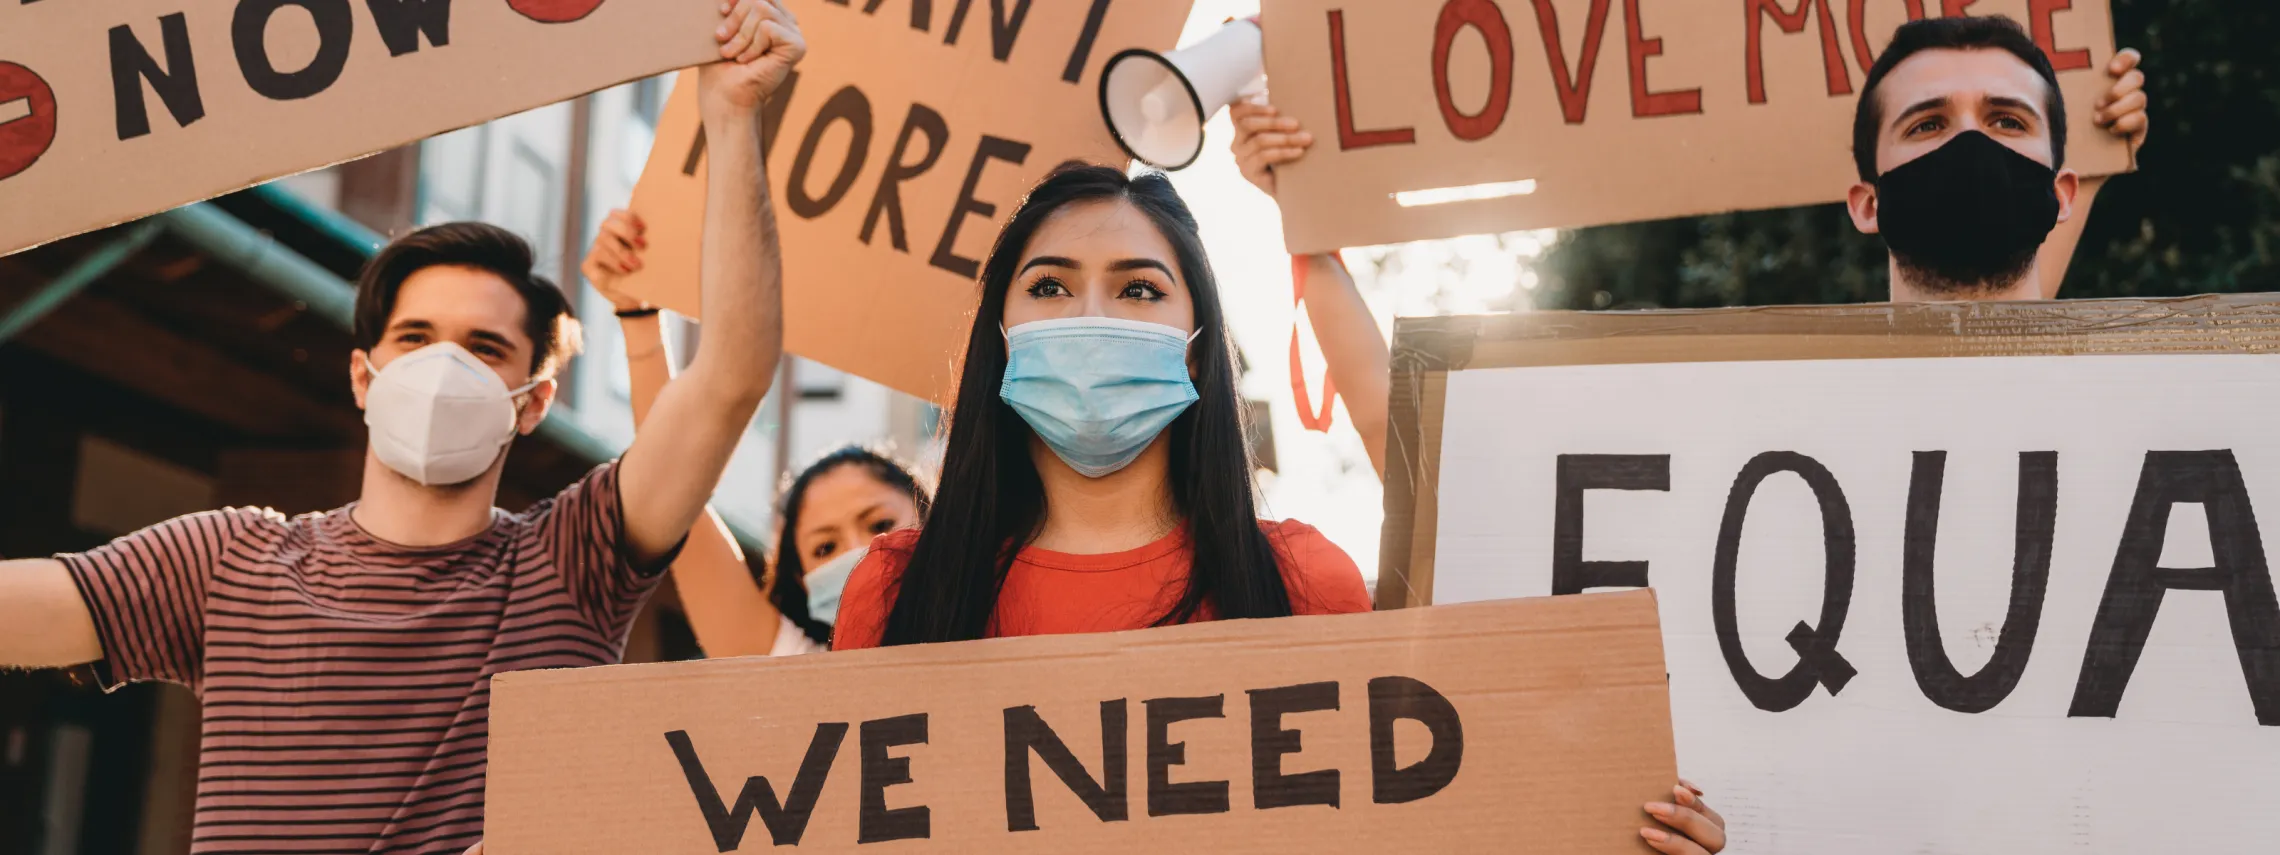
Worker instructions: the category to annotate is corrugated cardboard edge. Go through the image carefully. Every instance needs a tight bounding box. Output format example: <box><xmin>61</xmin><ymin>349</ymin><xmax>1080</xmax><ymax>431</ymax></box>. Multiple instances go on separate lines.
<box><xmin>488</xmin><ymin>590</ymin><xmax>1678</xmax><ymax>846</ymax></box>
<box><xmin>1374</xmin><ymin>294</ymin><xmax>2280</xmax><ymax>610</ymax></box>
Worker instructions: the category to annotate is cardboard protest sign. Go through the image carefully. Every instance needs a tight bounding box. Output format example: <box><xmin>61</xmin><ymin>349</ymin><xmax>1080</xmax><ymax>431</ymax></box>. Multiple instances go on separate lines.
<box><xmin>615</xmin><ymin>1</ymin><xmax>1191</xmax><ymax>404</ymax></box>
<box><xmin>486</xmin><ymin>592</ymin><xmax>1678</xmax><ymax>852</ymax></box>
<box><xmin>1258</xmin><ymin>0</ymin><xmax>2134</xmax><ymax>254</ymax></box>
<box><xmin>0</xmin><ymin>0</ymin><xmax>723</xmax><ymax>259</ymax></box>
<box><xmin>1376</xmin><ymin>295</ymin><xmax>2280</xmax><ymax>853</ymax></box>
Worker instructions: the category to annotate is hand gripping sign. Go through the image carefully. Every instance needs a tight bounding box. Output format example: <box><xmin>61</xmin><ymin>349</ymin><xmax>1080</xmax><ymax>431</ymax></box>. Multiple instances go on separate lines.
<box><xmin>610</xmin><ymin>0</ymin><xmax>1194</xmax><ymax>404</ymax></box>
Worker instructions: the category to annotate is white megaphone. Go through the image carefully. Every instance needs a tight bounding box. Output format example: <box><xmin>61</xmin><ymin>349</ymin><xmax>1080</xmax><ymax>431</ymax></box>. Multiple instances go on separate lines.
<box><xmin>1099</xmin><ymin>18</ymin><xmax>1266</xmax><ymax>170</ymax></box>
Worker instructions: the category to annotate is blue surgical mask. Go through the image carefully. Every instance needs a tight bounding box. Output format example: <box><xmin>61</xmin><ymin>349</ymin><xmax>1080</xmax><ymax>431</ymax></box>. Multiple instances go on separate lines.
<box><xmin>804</xmin><ymin>545</ymin><xmax>865</xmax><ymax>625</ymax></box>
<box><xmin>1000</xmin><ymin>316</ymin><xmax>1200</xmax><ymax>478</ymax></box>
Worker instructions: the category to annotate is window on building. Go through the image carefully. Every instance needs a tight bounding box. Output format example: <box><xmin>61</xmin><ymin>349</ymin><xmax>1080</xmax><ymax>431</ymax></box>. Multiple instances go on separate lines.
<box><xmin>418</xmin><ymin>125</ymin><xmax>490</xmax><ymax>224</ymax></box>
<box><xmin>500</xmin><ymin>141</ymin><xmax>565</xmax><ymax>281</ymax></box>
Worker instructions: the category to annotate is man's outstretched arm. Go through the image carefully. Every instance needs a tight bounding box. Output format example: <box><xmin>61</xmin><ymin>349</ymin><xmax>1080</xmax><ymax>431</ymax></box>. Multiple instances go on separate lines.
<box><xmin>0</xmin><ymin>559</ymin><xmax>100</xmax><ymax>668</ymax></box>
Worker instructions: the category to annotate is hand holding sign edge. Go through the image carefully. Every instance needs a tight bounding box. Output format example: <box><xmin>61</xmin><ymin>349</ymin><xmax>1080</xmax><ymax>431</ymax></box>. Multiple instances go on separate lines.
<box><xmin>700</xmin><ymin>0</ymin><xmax>805</xmax><ymax>119</ymax></box>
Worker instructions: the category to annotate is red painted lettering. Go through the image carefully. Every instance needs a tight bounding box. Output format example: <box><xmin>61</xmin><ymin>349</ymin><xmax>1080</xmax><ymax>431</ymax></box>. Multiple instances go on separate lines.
<box><xmin>2027</xmin><ymin>0</ymin><xmax>2093</xmax><ymax>71</ymax></box>
<box><xmin>1746</xmin><ymin>0</ymin><xmax>1853</xmax><ymax>105</ymax></box>
<box><xmin>1327</xmin><ymin>10</ymin><xmax>1416</xmax><ymax>150</ymax></box>
<box><xmin>1625</xmin><ymin>0</ymin><xmax>1700</xmax><ymax>117</ymax></box>
<box><xmin>1432</xmin><ymin>0</ymin><xmax>1516</xmax><ymax>141</ymax></box>
<box><xmin>1526</xmin><ymin>0</ymin><xmax>1614</xmax><ymax>125</ymax></box>
<box><xmin>1940</xmin><ymin>0</ymin><xmax>1977</xmax><ymax>16</ymax></box>
<box><xmin>1846</xmin><ymin>0</ymin><xmax>1928</xmax><ymax>74</ymax></box>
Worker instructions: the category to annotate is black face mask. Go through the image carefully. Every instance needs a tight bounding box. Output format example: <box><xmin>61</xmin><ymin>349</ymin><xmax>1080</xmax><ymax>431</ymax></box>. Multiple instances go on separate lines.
<box><xmin>1874</xmin><ymin>130</ymin><xmax>2061</xmax><ymax>295</ymax></box>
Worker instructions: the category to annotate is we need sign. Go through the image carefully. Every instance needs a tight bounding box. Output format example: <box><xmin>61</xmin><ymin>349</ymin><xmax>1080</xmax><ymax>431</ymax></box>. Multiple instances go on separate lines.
<box><xmin>487</xmin><ymin>593</ymin><xmax>1679</xmax><ymax>853</ymax></box>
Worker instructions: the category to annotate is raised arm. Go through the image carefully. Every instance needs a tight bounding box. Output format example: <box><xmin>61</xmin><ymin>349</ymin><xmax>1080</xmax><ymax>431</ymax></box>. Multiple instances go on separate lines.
<box><xmin>584</xmin><ymin>210</ymin><xmax>786</xmax><ymax>657</ymax></box>
<box><xmin>1234</xmin><ymin>99</ymin><xmax>1392</xmax><ymax>477</ymax></box>
<box><xmin>0</xmin><ymin>559</ymin><xmax>100</xmax><ymax>668</ymax></box>
<box><xmin>614</xmin><ymin>0</ymin><xmax>805</xmax><ymax>564</ymax></box>
<box><xmin>1293</xmin><ymin>254</ymin><xmax>1389</xmax><ymax>476</ymax></box>
<box><xmin>2038</xmin><ymin>48</ymin><xmax>2149</xmax><ymax>297</ymax></box>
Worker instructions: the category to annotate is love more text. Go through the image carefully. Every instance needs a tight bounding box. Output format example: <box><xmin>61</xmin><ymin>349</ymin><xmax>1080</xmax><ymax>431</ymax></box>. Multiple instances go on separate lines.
<box><xmin>1322</xmin><ymin>0</ymin><xmax>2101</xmax><ymax>150</ymax></box>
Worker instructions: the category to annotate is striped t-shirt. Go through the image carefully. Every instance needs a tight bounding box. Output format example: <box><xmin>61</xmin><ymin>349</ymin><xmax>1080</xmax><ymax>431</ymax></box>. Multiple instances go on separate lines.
<box><xmin>59</xmin><ymin>462</ymin><xmax>666</xmax><ymax>854</ymax></box>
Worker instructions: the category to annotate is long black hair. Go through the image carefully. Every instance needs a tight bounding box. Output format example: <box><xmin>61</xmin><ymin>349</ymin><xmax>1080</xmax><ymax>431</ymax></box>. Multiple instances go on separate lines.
<box><xmin>879</xmin><ymin>166</ymin><xmax>1294</xmax><ymax>646</ymax></box>
<box><xmin>762</xmin><ymin>446</ymin><xmax>932</xmax><ymax>645</ymax></box>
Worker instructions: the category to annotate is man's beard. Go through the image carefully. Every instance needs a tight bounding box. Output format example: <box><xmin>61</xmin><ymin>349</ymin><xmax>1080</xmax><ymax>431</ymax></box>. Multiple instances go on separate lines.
<box><xmin>1892</xmin><ymin>245</ymin><xmax>2040</xmax><ymax>298</ymax></box>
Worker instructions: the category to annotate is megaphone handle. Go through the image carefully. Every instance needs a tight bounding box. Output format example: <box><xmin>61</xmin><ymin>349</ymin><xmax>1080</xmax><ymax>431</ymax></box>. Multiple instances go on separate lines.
<box><xmin>1290</xmin><ymin>253</ymin><xmax>1341</xmax><ymax>433</ymax></box>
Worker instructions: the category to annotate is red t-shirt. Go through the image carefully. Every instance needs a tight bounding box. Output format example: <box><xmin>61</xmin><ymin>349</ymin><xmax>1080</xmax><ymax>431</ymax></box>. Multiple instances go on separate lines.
<box><xmin>832</xmin><ymin>520</ymin><xmax>1372</xmax><ymax>649</ymax></box>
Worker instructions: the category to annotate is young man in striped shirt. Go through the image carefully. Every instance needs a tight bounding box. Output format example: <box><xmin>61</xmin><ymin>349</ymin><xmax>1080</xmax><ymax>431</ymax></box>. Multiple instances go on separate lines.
<box><xmin>0</xmin><ymin>2</ymin><xmax>806</xmax><ymax>851</ymax></box>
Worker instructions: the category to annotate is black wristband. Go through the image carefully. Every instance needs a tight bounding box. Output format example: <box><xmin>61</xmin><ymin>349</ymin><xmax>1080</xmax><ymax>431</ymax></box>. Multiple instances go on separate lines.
<box><xmin>615</xmin><ymin>307</ymin><xmax>662</xmax><ymax>319</ymax></box>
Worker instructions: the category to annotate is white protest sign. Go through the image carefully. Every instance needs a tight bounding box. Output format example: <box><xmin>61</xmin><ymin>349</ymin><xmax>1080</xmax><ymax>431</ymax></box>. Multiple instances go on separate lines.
<box><xmin>1427</xmin><ymin>352</ymin><xmax>2278</xmax><ymax>853</ymax></box>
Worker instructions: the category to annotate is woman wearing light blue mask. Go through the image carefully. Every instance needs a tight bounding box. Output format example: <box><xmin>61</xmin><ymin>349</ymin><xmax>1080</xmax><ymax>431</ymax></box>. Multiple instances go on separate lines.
<box><xmin>584</xmin><ymin>211</ymin><xmax>931</xmax><ymax>657</ymax></box>
<box><xmin>832</xmin><ymin>166</ymin><xmax>1374</xmax><ymax>650</ymax></box>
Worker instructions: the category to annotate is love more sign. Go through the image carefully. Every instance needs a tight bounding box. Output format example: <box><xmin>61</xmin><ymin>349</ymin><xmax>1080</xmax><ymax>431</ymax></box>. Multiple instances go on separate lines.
<box><xmin>486</xmin><ymin>593</ymin><xmax>1679</xmax><ymax>853</ymax></box>
<box><xmin>1377</xmin><ymin>295</ymin><xmax>2280</xmax><ymax>853</ymax></box>
<box><xmin>1257</xmin><ymin>0</ymin><xmax>2134</xmax><ymax>254</ymax></box>
<box><xmin>614</xmin><ymin>0</ymin><xmax>1191</xmax><ymax>403</ymax></box>
<box><xmin>0</xmin><ymin>0</ymin><xmax>720</xmax><ymax>258</ymax></box>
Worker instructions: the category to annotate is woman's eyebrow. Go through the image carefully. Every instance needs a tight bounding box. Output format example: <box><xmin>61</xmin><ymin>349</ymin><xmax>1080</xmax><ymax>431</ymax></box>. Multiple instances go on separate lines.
<box><xmin>1018</xmin><ymin>255</ymin><xmax>1081</xmax><ymax>275</ymax></box>
<box><xmin>1108</xmin><ymin>258</ymin><xmax>1174</xmax><ymax>277</ymax></box>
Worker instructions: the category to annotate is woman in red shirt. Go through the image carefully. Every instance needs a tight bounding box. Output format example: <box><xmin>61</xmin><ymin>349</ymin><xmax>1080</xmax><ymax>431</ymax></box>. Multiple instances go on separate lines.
<box><xmin>832</xmin><ymin>165</ymin><xmax>1371</xmax><ymax>649</ymax></box>
<box><xmin>831</xmin><ymin>165</ymin><xmax>1725</xmax><ymax>855</ymax></box>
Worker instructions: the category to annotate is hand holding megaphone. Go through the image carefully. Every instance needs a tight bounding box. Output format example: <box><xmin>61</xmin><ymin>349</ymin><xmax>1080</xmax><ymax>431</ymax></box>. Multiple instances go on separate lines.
<box><xmin>1100</xmin><ymin>18</ymin><xmax>1268</xmax><ymax>170</ymax></box>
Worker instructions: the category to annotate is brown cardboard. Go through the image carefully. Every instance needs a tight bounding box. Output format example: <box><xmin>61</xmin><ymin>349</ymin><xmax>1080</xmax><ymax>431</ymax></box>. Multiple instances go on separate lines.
<box><xmin>1260</xmin><ymin>0</ymin><xmax>2134</xmax><ymax>255</ymax></box>
<box><xmin>616</xmin><ymin>1</ymin><xmax>1193</xmax><ymax>404</ymax></box>
<box><xmin>1374</xmin><ymin>293</ymin><xmax>2280</xmax><ymax>610</ymax></box>
<box><xmin>0</xmin><ymin>0</ymin><xmax>721</xmax><ymax>258</ymax></box>
<box><xmin>487</xmin><ymin>591</ymin><xmax>1678</xmax><ymax>853</ymax></box>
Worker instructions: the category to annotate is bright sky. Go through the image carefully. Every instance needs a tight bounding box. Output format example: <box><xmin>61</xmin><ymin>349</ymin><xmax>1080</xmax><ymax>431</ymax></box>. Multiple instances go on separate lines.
<box><xmin>1160</xmin><ymin>0</ymin><xmax>1384</xmax><ymax>578</ymax></box>
<box><xmin>1163</xmin><ymin>1</ymin><xmax>1554</xmax><ymax>582</ymax></box>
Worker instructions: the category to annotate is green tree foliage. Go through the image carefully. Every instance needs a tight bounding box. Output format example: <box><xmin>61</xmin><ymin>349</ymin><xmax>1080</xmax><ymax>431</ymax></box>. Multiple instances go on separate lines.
<box><xmin>1530</xmin><ymin>0</ymin><xmax>2279</xmax><ymax>310</ymax></box>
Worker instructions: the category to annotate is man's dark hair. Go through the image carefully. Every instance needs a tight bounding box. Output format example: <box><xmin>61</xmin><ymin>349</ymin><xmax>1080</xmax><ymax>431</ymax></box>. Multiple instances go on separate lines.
<box><xmin>352</xmin><ymin>222</ymin><xmax>582</xmax><ymax>379</ymax></box>
<box><xmin>1853</xmin><ymin>16</ymin><xmax>2067</xmax><ymax>182</ymax></box>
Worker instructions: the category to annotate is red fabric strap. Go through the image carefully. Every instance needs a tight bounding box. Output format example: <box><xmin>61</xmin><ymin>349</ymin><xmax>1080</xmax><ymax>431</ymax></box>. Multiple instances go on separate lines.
<box><xmin>1290</xmin><ymin>253</ymin><xmax>1341</xmax><ymax>433</ymax></box>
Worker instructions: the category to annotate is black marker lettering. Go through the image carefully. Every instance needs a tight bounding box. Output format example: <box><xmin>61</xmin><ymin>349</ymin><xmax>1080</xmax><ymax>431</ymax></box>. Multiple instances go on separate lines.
<box><xmin>1003</xmin><ymin>701</ymin><xmax>1129</xmax><ymax>831</ymax></box>
<box><xmin>1553</xmin><ymin>454</ymin><xmax>1671</xmax><ymax>595</ymax></box>
<box><xmin>1368</xmin><ymin>676</ymin><xmax>1462</xmax><ymax>804</ymax></box>
<box><xmin>929</xmin><ymin>134</ymin><xmax>1030</xmax><ymax>277</ymax></box>
<box><xmin>683</xmin><ymin>71</ymin><xmax>799</xmax><ymax>178</ymax></box>
<box><xmin>683</xmin><ymin>125</ymin><xmax>707</xmax><ymax>176</ymax></box>
<box><xmin>1061</xmin><ymin>0</ymin><xmax>1114</xmax><ymax>83</ymax></box>
<box><xmin>665</xmin><ymin>726</ymin><xmax>845</xmax><ymax>851</ymax></box>
<box><xmin>233</xmin><ymin>0</ymin><xmax>355</xmax><ymax>101</ymax></box>
<box><xmin>859</xmin><ymin>714</ymin><xmax>932</xmax><ymax>842</ymax></box>
<box><xmin>861</xmin><ymin>102</ymin><xmax>950</xmax><ymax>251</ymax></box>
<box><xmin>109</xmin><ymin>14</ymin><xmax>205</xmax><ymax>140</ymax></box>
<box><xmin>365</xmin><ymin>0</ymin><xmax>451</xmax><ymax>56</ymax></box>
<box><xmin>1712</xmin><ymin>452</ymin><xmax>1858</xmax><ymax>712</ymax></box>
<box><xmin>1144</xmin><ymin>695</ymin><xmax>1230</xmax><ymax>817</ymax></box>
<box><xmin>1248</xmin><ymin>682</ymin><xmax>1340</xmax><ymax>810</ymax></box>
<box><xmin>758</xmin><ymin>69</ymin><xmax>802</xmax><ymax>165</ymax></box>
<box><xmin>2071</xmin><ymin>451</ymin><xmax>2280</xmax><ymax>726</ymax></box>
<box><xmin>1902</xmin><ymin>451</ymin><xmax>2056</xmax><ymax>713</ymax></box>
<box><xmin>786</xmin><ymin>85</ymin><xmax>874</xmax><ymax>220</ymax></box>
